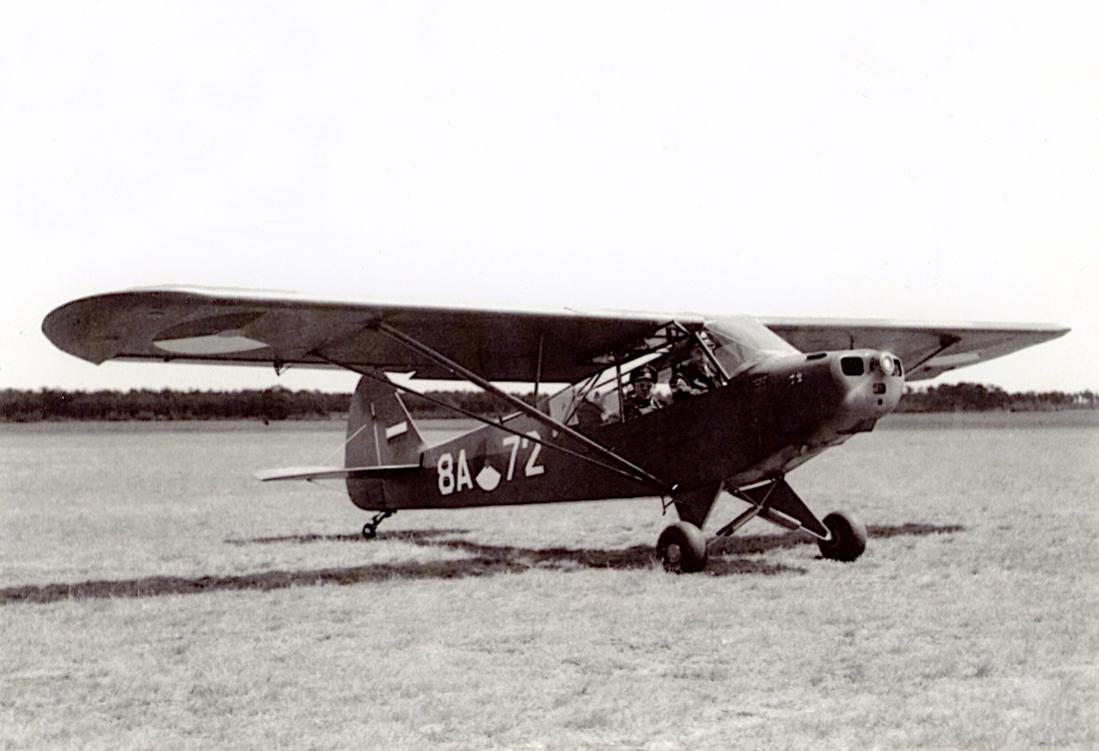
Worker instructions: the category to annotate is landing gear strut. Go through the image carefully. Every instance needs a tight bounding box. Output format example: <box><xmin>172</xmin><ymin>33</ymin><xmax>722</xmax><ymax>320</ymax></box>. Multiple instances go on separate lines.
<box><xmin>655</xmin><ymin>478</ymin><xmax>870</xmax><ymax>572</ymax></box>
<box><xmin>361</xmin><ymin>509</ymin><xmax>396</xmax><ymax>540</ymax></box>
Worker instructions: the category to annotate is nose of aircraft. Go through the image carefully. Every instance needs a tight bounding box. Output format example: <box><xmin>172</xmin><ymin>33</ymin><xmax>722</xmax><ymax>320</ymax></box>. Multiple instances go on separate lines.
<box><xmin>833</xmin><ymin>349</ymin><xmax>905</xmax><ymax>420</ymax></box>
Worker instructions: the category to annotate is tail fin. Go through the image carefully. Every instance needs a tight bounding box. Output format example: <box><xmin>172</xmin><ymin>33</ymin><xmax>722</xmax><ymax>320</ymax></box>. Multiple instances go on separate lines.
<box><xmin>345</xmin><ymin>373</ymin><xmax>427</xmax><ymax>470</ymax></box>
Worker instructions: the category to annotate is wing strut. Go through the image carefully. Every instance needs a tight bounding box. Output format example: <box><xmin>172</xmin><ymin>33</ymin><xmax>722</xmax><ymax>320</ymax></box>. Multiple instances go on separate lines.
<box><xmin>368</xmin><ymin>322</ymin><xmax>675</xmax><ymax>494</ymax></box>
<box><xmin>907</xmin><ymin>334</ymin><xmax>962</xmax><ymax>371</ymax></box>
<box><xmin>532</xmin><ymin>332</ymin><xmax>545</xmax><ymax>401</ymax></box>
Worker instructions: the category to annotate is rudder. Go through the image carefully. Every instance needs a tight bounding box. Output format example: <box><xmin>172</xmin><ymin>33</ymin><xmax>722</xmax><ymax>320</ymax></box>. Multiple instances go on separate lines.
<box><xmin>346</xmin><ymin>373</ymin><xmax>426</xmax><ymax>469</ymax></box>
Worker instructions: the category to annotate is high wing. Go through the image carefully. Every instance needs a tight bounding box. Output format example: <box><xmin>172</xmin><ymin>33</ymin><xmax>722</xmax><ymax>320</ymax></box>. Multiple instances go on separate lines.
<box><xmin>760</xmin><ymin>317</ymin><xmax>1069</xmax><ymax>381</ymax></box>
<box><xmin>43</xmin><ymin>287</ymin><xmax>1068</xmax><ymax>383</ymax></box>
<box><xmin>42</xmin><ymin>286</ymin><xmax>703</xmax><ymax>382</ymax></box>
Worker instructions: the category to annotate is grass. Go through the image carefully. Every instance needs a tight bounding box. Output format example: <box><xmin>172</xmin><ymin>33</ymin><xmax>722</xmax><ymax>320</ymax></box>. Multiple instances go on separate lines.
<box><xmin>1</xmin><ymin>413</ymin><xmax>1097</xmax><ymax>749</ymax></box>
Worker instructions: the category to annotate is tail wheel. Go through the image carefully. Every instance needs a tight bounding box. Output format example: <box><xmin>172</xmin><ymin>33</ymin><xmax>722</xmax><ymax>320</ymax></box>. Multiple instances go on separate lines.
<box><xmin>361</xmin><ymin>509</ymin><xmax>395</xmax><ymax>541</ymax></box>
<box><xmin>657</xmin><ymin>522</ymin><xmax>708</xmax><ymax>573</ymax></box>
<box><xmin>817</xmin><ymin>510</ymin><xmax>868</xmax><ymax>562</ymax></box>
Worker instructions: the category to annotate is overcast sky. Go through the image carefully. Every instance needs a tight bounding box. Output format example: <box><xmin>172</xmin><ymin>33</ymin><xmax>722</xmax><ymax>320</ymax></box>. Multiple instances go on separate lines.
<box><xmin>2</xmin><ymin>2</ymin><xmax>1096</xmax><ymax>394</ymax></box>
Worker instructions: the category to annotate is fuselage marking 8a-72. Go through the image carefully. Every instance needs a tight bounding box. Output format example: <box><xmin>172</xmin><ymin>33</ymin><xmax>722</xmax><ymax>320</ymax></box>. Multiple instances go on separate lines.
<box><xmin>436</xmin><ymin>430</ymin><xmax>546</xmax><ymax>496</ymax></box>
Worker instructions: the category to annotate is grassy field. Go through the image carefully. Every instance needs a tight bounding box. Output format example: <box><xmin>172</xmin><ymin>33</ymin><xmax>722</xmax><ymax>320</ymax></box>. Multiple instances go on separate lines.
<box><xmin>1</xmin><ymin>413</ymin><xmax>1097</xmax><ymax>749</ymax></box>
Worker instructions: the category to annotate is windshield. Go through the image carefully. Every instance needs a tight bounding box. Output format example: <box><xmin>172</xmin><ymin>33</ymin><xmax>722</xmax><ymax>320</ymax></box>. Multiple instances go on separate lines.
<box><xmin>706</xmin><ymin>316</ymin><xmax>799</xmax><ymax>375</ymax></box>
<box><xmin>545</xmin><ymin>316</ymin><xmax>799</xmax><ymax>423</ymax></box>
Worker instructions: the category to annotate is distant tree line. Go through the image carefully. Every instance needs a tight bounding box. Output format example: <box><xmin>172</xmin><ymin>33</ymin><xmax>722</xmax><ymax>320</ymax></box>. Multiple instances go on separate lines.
<box><xmin>897</xmin><ymin>383</ymin><xmax>1097</xmax><ymax>412</ymax></box>
<box><xmin>0</xmin><ymin>387</ymin><xmax>530</xmax><ymax>423</ymax></box>
<box><xmin>1</xmin><ymin>383</ymin><xmax>1094</xmax><ymax>422</ymax></box>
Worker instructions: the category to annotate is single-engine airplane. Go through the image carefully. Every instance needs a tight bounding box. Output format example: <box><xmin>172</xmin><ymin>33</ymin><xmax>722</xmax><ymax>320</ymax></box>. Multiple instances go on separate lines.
<box><xmin>43</xmin><ymin>287</ymin><xmax>1068</xmax><ymax>572</ymax></box>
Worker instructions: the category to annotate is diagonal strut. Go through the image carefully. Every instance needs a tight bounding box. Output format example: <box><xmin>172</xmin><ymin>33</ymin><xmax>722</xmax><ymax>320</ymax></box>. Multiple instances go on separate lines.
<box><xmin>370</xmin><ymin>321</ymin><xmax>674</xmax><ymax>494</ymax></box>
<box><xmin>315</xmin><ymin>355</ymin><xmax>671</xmax><ymax>493</ymax></box>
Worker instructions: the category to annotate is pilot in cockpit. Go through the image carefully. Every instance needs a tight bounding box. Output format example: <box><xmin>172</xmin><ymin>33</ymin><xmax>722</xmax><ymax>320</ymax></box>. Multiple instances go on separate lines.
<box><xmin>671</xmin><ymin>342</ymin><xmax>717</xmax><ymax>402</ymax></box>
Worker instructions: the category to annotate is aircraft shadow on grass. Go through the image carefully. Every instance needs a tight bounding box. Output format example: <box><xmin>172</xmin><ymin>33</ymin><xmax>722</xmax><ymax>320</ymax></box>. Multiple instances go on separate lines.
<box><xmin>2</xmin><ymin>523</ymin><xmax>963</xmax><ymax>606</ymax></box>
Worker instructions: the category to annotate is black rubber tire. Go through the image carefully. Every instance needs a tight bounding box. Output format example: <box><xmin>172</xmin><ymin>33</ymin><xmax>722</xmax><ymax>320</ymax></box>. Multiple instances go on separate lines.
<box><xmin>657</xmin><ymin>522</ymin><xmax>708</xmax><ymax>573</ymax></box>
<box><xmin>817</xmin><ymin>510</ymin><xmax>868</xmax><ymax>562</ymax></box>
<box><xmin>362</xmin><ymin>523</ymin><xmax>377</xmax><ymax>540</ymax></box>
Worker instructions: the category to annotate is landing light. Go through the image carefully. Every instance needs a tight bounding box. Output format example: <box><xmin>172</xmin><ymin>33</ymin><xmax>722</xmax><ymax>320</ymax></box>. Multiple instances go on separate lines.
<box><xmin>879</xmin><ymin>353</ymin><xmax>894</xmax><ymax>375</ymax></box>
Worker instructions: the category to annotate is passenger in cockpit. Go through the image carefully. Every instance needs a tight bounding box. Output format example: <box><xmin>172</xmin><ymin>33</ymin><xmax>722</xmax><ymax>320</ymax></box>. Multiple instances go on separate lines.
<box><xmin>575</xmin><ymin>391</ymin><xmax>605</xmax><ymax>428</ymax></box>
<box><xmin>672</xmin><ymin>343</ymin><xmax>717</xmax><ymax>401</ymax></box>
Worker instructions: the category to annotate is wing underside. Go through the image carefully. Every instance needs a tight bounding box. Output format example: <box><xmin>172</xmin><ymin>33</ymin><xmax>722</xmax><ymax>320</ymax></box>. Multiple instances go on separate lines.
<box><xmin>43</xmin><ymin>287</ymin><xmax>699</xmax><ymax>383</ymax></box>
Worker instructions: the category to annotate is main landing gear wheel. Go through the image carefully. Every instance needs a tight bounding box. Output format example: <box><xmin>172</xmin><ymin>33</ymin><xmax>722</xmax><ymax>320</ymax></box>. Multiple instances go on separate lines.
<box><xmin>657</xmin><ymin>522</ymin><xmax>708</xmax><ymax>573</ymax></box>
<box><xmin>817</xmin><ymin>510</ymin><xmax>868</xmax><ymax>562</ymax></box>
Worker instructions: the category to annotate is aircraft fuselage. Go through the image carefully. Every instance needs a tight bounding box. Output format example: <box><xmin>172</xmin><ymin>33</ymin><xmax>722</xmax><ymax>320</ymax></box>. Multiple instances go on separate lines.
<box><xmin>347</xmin><ymin>348</ymin><xmax>903</xmax><ymax>511</ymax></box>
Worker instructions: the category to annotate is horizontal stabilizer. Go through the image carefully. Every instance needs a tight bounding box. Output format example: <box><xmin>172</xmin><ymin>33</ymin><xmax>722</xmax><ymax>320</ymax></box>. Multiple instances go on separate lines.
<box><xmin>255</xmin><ymin>464</ymin><xmax>421</xmax><ymax>482</ymax></box>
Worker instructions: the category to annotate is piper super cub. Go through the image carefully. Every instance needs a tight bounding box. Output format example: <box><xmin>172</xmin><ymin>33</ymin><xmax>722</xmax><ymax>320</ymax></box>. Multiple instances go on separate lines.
<box><xmin>43</xmin><ymin>287</ymin><xmax>1068</xmax><ymax>572</ymax></box>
